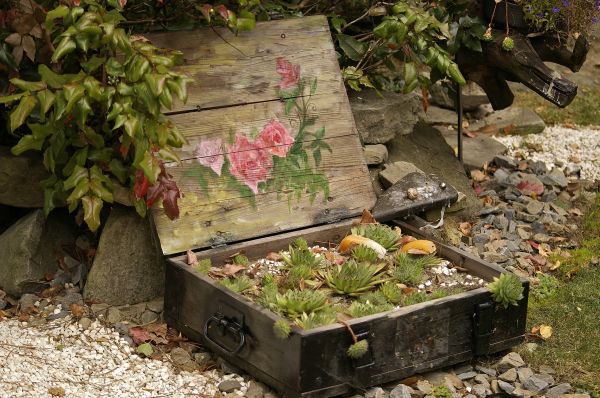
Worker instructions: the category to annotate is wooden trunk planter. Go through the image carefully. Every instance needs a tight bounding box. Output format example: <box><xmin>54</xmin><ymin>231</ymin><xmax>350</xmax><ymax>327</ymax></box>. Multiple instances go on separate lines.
<box><xmin>164</xmin><ymin>220</ymin><xmax>528</xmax><ymax>398</ymax></box>
<box><xmin>148</xmin><ymin>16</ymin><xmax>529</xmax><ymax>398</ymax></box>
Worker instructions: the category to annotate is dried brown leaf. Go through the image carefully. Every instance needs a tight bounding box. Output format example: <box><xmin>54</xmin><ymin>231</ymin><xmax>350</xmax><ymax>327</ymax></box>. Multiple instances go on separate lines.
<box><xmin>21</xmin><ymin>34</ymin><xmax>35</xmax><ymax>61</ymax></box>
<box><xmin>266</xmin><ymin>252</ymin><xmax>283</xmax><ymax>261</ymax></box>
<box><xmin>470</xmin><ymin>169</ymin><xmax>487</xmax><ymax>182</ymax></box>
<box><xmin>210</xmin><ymin>263</ymin><xmax>246</xmax><ymax>278</ymax></box>
<box><xmin>569</xmin><ymin>208</ymin><xmax>583</xmax><ymax>216</ymax></box>
<box><xmin>458</xmin><ymin>222</ymin><xmax>471</xmax><ymax>236</ymax></box>
<box><xmin>129</xmin><ymin>326</ymin><xmax>152</xmax><ymax>345</ymax></box>
<box><xmin>12</xmin><ymin>45</ymin><xmax>23</xmax><ymax>65</ymax></box>
<box><xmin>360</xmin><ymin>209</ymin><xmax>377</xmax><ymax>224</ymax></box>
<box><xmin>186</xmin><ymin>250</ymin><xmax>198</xmax><ymax>266</ymax></box>
<box><xmin>69</xmin><ymin>303</ymin><xmax>85</xmax><ymax>318</ymax></box>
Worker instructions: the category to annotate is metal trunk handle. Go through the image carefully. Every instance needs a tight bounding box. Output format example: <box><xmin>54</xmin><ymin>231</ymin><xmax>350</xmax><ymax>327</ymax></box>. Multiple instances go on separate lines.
<box><xmin>203</xmin><ymin>312</ymin><xmax>246</xmax><ymax>355</ymax></box>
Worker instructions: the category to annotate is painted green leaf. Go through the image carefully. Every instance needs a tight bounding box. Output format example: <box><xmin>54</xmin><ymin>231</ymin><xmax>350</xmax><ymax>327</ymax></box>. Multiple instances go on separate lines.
<box><xmin>336</xmin><ymin>34</ymin><xmax>367</xmax><ymax>62</ymax></box>
<box><xmin>81</xmin><ymin>195</ymin><xmax>103</xmax><ymax>232</ymax></box>
<box><xmin>310</xmin><ymin>78</ymin><xmax>318</xmax><ymax>96</ymax></box>
<box><xmin>313</xmin><ymin>149</ymin><xmax>322</xmax><ymax>167</ymax></box>
<box><xmin>10</xmin><ymin>95</ymin><xmax>38</xmax><ymax>132</ymax></box>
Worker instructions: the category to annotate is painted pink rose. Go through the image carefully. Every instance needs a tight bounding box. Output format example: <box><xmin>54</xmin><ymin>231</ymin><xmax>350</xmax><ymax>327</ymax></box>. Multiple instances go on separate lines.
<box><xmin>228</xmin><ymin>134</ymin><xmax>273</xmax><ymax>194</ymax></box>
<box><xmin>193</xmin><ymin>138</ymin><xmax>225</xmax><ymax>176</ymax></box>
<box><xmin>257</xmin><ymin>119</ymin><xmax>294</xmax><ymax>157</ymax></box>
<box><xmin>276</xmin><ymin>57</ymin><xmax>300</xmax><ymax>89</ymax></box>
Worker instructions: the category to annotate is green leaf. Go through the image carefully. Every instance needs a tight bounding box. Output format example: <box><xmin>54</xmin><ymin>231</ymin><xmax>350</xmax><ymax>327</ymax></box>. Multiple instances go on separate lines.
<box><xmin>0</xmin><ymin>92</ymin><xmax>27</xmax><ymax>104</ymax></box>
<box><xmin>144</xmin><ymin>74</ymin><xmax>166</xmax><ymax>97</ymax></box>
<box><xmin>82</xmin><ymin>55</ymin><xmax>106</xmax><ymax>74</ymax></box>
<box><xmin>403</xmin><ymin>62</ymin><xmax>417</xmax><ymax>87</ymax></box>
<box><xmin>166</xmin><ymin>77</ymin><xmax>190</xmax><ymax>103</ymax></box>
<box><xmin>330</xmin><ymin>16</ymin><xmax>345</xmax><ymax>33</ymax></box>
<box><xmin>64</xmin><ymin>165</ymin><xmax>89</xmax><ymax>190</ymax></box>
<box><xmin>63</xmin><ymin>148</ymin><xmax>88</xmax><ymax>177</ymax></box>
<box><xmin>109</xmin><ymin>159</ymin><xmax>128</xmax><ymax>184</ymax></box>
<box><xmin>29</xmin><ymin>123</ymin><xmax>54</xmax><ymax>140</ymax></box>
<box><xmin>63</xmin><ymin>84</ymin><xmax>85</xmax><ymax>113</ymax></box>
<box><xmin>67</xmin><ymin>179</ymin><xmax>91</xmax><ymax>203</ymax></box>
<box><xmin>106</xmin><ymin>57</ymin><xmax>124</xmax><ymax>77</ymax></box>
<box><xmin>11</xmin><ymin>135</ymin><xmax>44</xmax><ymax>155</ymax></box>
<box><xmin>38</xmin><ymin>65</ymin><xmax>84</xmax><ymax>89</ymax></box>
<box><xmin>139</xmin><ymin>151</ymin><xmax>160</xmax><ymax>184</ymax></box>
<box><xmin>373</xmin><ymin>20</ymin><xmax>391</xmax><ymax>38</ymax></box>
<box><xmin>10</xmin><ymin>79</ymin><xmax>46</xmax><ymax>92</ymax></box>
<box><xmin>89</xmin><ymin>179</ymin><xmax>113</xmax><ymax>203</ymax></box>
<box><xmin>447</xmin><ymin>62</ymin><xmax>466</xmax><ymax>85</ymax></box>
<box><xmin>336</xmin><ymin>34</ymin><xmax>367</xmax><ymax>62</ymax></box>
<box><xmin>82</xmin><ymin>126</ymin><xmax>105</xmax><ymax>148</ymax></box>
<box><xmin>124</xmin><ymin>115</ymin><xmax>140</xmax><ymax>137</ymax></box>
<box><xmin>136</xmin><ymin>342</ymin><xmax>154</xmax><ymax>357</ymax></box>
<box><xmin>236</xmin><ymin>12</ymin><xmax>256</xmax><ymax>31</ymax></box>
<box><xmin>0</xmin><ymin>42</ymin><xmax>18</xmax><ymax>71</ymax></box>
<box><xmin>52</xmin><ymin>37</ymin><xmax>76</xmax><ymax>63</ymax></box>
<box><xmin>81</xmin><ymin>195</ymin><xmax>103</xmax><ymax>232</ymax></box>
<box><xmin>127</xmin><ymin>55</ymin><xmax>150</xmax><ymax>83</ymax></box>
<box><xmin>45</xmin><ymin>5</ymin><xmax>69</xmax><ymax>30</ymax></box>
<box><xmin>10</xmin><ymin>95</ymin><xmax>38</xmax><ymax>132</ymax></box>
<box><xmin>134</xmin><ymin>198</ymin><xmax>147</xmax><ymax>217</ymax></box>
<box><xmin>83</xmin><ymin>76</ymin><xmax>103</xmax><ymax>101</ymax></box>
<box><xmin>37</xmin><ymin>90</ymin><xmax>56</xmax><ymax>115</ymax></box>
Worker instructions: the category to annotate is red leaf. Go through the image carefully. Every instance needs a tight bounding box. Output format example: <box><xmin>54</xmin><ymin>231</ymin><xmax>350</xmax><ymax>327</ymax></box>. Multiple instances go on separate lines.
<box><xmin>129</xmin><ymin>327</ymin><xmax>151</xmax><ymax>345</ymax></box>
<box><xmin>162</xmin><ymin>188</ymin><xmax>180</xmax><ymax>220</ymax></box>
<box><xmin>119</xmin><ymin>144</ymin><xmax>129</xmax><ymax>158</ymax></box>
<box><xmin>134</xmin><ymin>169</ymin><xmax>149</xmax><ymax>199</ymax></box>
<box><xmin>118</xmin><ymin>0</ymin><xmax>127</xmax><ymax>8</ymax></box>
<box><xmin>527</xmin><ymin>240</ymin><xmax>540</xmax><ymax>250</ymax></box>
<box><xmin>214</xmin><ymin>4</ymin><xmax>229</xmax><ymax>20</ymax></box>
<box><xmin>516</xmin><ymin>180</ymin><xmax>544</xmax><ymax>196</ymax></box>
<box><xmin>145</xmin><ymin>184</ymin><xmax>164</xmax><ymax>207</ymax></box>
<box><xmin>199</xmin><ymin>4</ymin><xmax>212</xmax><ymax>21</ymax></box>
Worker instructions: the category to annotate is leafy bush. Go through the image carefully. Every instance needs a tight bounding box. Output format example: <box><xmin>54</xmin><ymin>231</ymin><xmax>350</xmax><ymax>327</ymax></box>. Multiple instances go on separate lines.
<box><xmin>1</xmin><ymin>0</ymin><xmax>191</xmax><ymax>231</ymax></box>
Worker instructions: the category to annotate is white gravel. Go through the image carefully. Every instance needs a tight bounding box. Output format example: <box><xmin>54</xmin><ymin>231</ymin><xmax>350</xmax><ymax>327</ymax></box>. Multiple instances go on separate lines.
<box><xmin>494</xmin><ymin>125</ymin><xmax>600</xmax><ymax>181</ymax></box>
<box><xmin>0</xmin><ymin>316</ymin><xmax>226</xmax><ymax>398</ymax></box>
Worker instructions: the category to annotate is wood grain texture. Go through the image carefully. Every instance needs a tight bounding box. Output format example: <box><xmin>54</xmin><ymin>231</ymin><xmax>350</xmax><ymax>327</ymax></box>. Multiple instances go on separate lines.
<box><xmin>147</xmin><ymin>16</ymin><xmax>341</xmax><ymax>112</ymax></box>
<box><xmin>149</xmin><ymin>16</ymin><xmax>376</xmax><ymax>255</ymax></box>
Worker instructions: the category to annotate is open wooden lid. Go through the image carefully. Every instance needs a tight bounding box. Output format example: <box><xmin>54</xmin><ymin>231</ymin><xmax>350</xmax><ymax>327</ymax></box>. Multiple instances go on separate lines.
<box><xmin>148</xmin><ymin>16</ymin><xmax>376</xmax><ymax>255</ymax></box>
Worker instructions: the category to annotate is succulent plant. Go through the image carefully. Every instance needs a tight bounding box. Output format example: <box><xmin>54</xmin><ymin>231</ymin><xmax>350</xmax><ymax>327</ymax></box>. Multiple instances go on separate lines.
<box><xmin>273</xmin><ymin>319</ymin><xmax>291</xmax><ymax>339</ymax></box>
<box><xmin>232</xmin><ymin>254</ymin><xmax>249</xmax><ymax>266</ymax></box>
<box><xmin>483</xmin><ymin>28</ymin><xmax>493</xmax><ymax>42</ymax></box>
<box><xmin>359</xmin><ymin>291</ymin><xmax>389</xmax><ymax>307</ymax></box>
<box><xmin>379</xmin><ymin>282</ymin><xmax>403</xmax><ymax>304</ymax></box>
<box><xmin>294</xmin><ymin>310</ymin><xmax>337</xmax><ymax>330</ymax></box>
<box><xmin>350</xmin><ymin>245</ymin><xmax>380</xmax><ymax>263</ymax></box>
<box><xmin>488</xmin><ymin>273</ymin><xmax>524</xmax><ymax>308</ymax></box>
<box><xmin>433</xmin><ymin>385</ymin><xmax>453</xmax><ymax>398</ymax></box>
<box><xmin>351</xmin><ymin>224</ymin><xmax>400</xmax><ymax>251</ymax></box>
<box><xmin>323</xmin><ymin>260</ymin><xmax>388</xmax><ymax>296</ymax></box>
<box><xmin>347</xmin><ymin>300</ymin><xmax>392</xmax><ymax>318</ymax></box>
<box><xmin>502</xmin><ymin>36</ymin><xmax>514</xmax><ymax>51</ymax></box>
<box><xmin>194</xmin><ymin>258</ymin><xmax>212</xmax><ymax>274</ymax></box>
<box><xmin>220</xmin><ymin>276</ymin><xmax>255</xmax><ymax>294</ymax></box>
<box><xmin>347</xmin><ymin>339</ymin><xmax>369</xmax><ymax>359</ymax></box>
<box><xmin>273</xmin><ymin>289</ymin><xmax>328</xmax><ymax>318</ymax></box>
<box><xmin>258</xmin><ymin>277</ymin><xmax>279</xmax><ymax>308</ymax></box>
<box><xmin>281</xmin><ymin>241</ymin><xmax>322</xmax><ymax>270</ymax></box>
<box><xmin>392</xmin><ymin>253</ymin><xmax>425</xmax><ymax>286</ymax></box>
<box><xmin>402</xmin><ymin>291</ymin><xmax>429</xmax><ymax>306</ymax></box>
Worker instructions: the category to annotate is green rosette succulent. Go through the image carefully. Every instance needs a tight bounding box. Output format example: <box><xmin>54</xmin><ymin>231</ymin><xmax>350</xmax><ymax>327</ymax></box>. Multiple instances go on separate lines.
<box><xmin>488</xmin><ymin>273</ymin><xmax>524</xmax><ymax>308</ymax></box>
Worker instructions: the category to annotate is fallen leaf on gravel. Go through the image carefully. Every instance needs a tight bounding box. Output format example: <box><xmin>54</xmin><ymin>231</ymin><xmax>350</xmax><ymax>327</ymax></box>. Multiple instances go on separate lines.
<box><xmin>458</xmin><ymin>222</ymin><xmax>471</xmax><ymax>236</ymax></box>
<box><xmin>517</xmin><ymin>161</ymin><xmax>528</xmax><ymax>171</ymax></box>
<box><xmin>360</xmin><ymin>209</ymin><xmax>377</xmax><ymax>224</ymax></box>
<box><xmin>48</xmin><ymin>387</ymin><xmax>65</xmax><ymax>397</ymax></box>
<box><xmin>69</xmin><ymin>304</ymin><xmax>85</xmax><ymax>318</ymax></box>
<box><xmin>186</xmin><ymin>250</ymin><xmax>198</xmax><ymax>266</ymax></box>
<box><xmin>525</xmin><ymin>255</ymin><xmax>547</xmax><ymax>267</ymax></box>
<box><xmin>569</xmin><ymin>208</ymin><xmax>583</xmax><ymax>216</ymax></box>
<box><xmin>129</xmin><ymin>326</ymin><xmax>152</xmax><ymax>344</ymax></box>
<box><xmin>517</xmin><ymin>180</ymin><xmax>544</xmax><ymax>196</ymax></box>
<box><xmin>266</xmin><ymin>252</ymin><xmax>283</xmax><ymax>261</ymax></box>
<box><xmin>146</xmin><ymin>323</ymin><xmax>169</xmax><ymax>345</ymax></box>
<box><xmin>549</xmin><ymin>260</ymin><xmax>561</xmax><ymax>271</ymax></box>
<box><xmin>137</xmin><ymin>342</ymin><xmax>154</xmax><ymax>357</ymax></box>
<box><xmin>527</xmin><ymin>240</ymin><xmax>540</xmax><ymax>250</ymax></box>
<box><xmin>0</xmin><ymin>310</ymin><xmax>8</xmax><ymax>319</ymax></box>
<box><xmin>470</xmin><ymin>170</ymin><xmax>487</xmax><ymax>182</ymax></box>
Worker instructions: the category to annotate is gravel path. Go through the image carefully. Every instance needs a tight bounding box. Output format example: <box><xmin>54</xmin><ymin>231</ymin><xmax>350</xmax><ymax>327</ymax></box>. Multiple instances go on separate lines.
<box><xmin>495</xmin><ymin>125</ymin><xmax>600</xmax><ymax>181</ymax></box>
<box><xmin>0</xmin><ymin>316</ymin><xmax>234</xmax><ymax>398</ymax></box>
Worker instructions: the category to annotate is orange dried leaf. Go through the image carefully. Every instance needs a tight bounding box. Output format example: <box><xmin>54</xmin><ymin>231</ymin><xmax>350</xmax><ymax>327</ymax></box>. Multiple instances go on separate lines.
<box><xmin>69</xmin><ymin>303</ymin><xmax>85</xmax><ymax>318</ymax></box>
<box><xmin>400</xmin><ymin>240</ymin><xmax>436</xmax><ymax>254</ymax></box>
<box><xmin>459</xmin><ymin>222</ymin><xmax>472</xmax><ymax>236</ymax></box>
<box><xmin>359</xmin><ymin>209</ymin><xmax>377</xmax><ymax>224</ymax></box>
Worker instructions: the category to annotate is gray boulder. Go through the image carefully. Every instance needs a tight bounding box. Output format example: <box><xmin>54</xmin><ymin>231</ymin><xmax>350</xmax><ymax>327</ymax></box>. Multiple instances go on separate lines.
<box><xmin>0</xmin><ymin>146</ymin><xmax>49</xmax><ymax>207</ymax></box>
<box><xmin>429</xmin><ymin>81</ymin><xmax>490</xmax><ymax>111</ymax></box>
<box><xmin>349</xmin><ymin>90</ymin><xmax>424</xmax><ymax>144</ymax></box>
<box><xmin>0</xmin><ymin>210</ymin><xmax>77</xmax><ymax>296</ymax></box>
<box><xmin>84</xmin><ymin>206</ymin><xmax>164</xmax><ymax>305</ymax></box>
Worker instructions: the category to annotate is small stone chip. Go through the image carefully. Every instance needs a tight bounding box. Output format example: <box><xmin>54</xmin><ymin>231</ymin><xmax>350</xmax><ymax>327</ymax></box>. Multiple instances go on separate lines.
<box><xmin>218</xmin><ymin>379</ymin><xmax>242</xmax><ymax>393</ymax></box>
<box><xmin>48</xmin><ymin>387</ymin><xmax>65</xmax><ymax>397</ymax></box>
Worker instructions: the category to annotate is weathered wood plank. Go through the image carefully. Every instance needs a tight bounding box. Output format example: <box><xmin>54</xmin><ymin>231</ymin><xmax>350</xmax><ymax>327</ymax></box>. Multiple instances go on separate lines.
<box><xmin>147</xmin><ymin>16</ymin><xmax>339</xmax><ymax>112</ymax></box>
<box><xmin>150</xmin><ymin>16</ymin><xmax>375</xmax><ymax>254</ymax></box>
